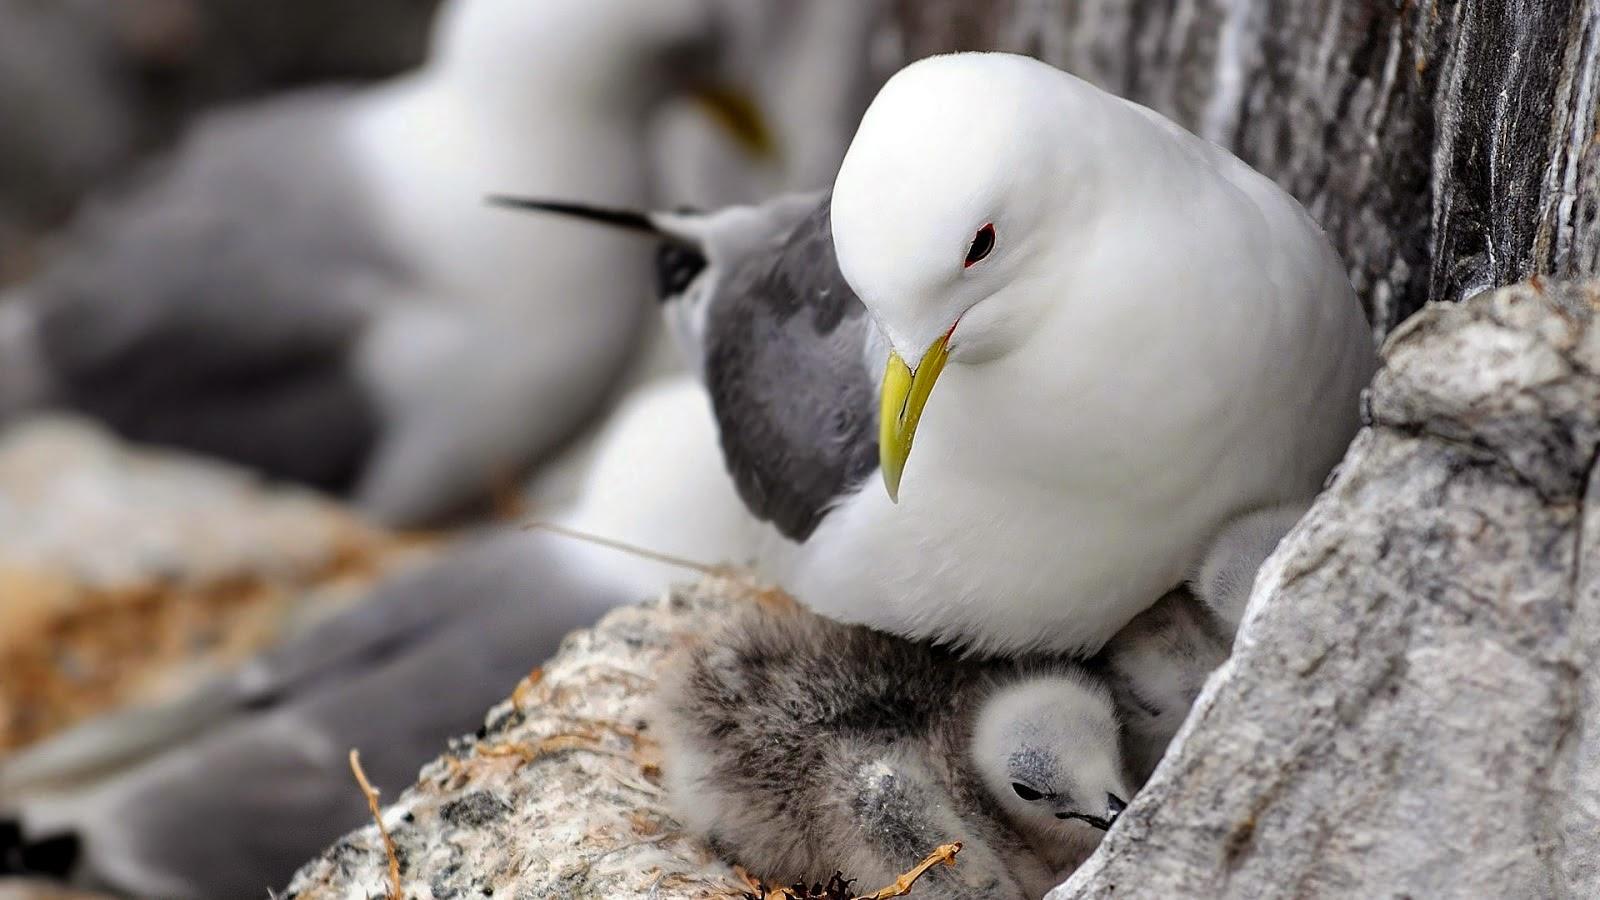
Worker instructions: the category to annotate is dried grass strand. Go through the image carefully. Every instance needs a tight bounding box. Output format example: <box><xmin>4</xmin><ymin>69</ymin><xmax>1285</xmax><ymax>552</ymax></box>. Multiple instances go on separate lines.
<box><xmin>520</xmin><ymin>521</ymin><xmax>724</xmax><ymax>576</ymax></box>
<box><xmin>349</xmin><ymin>748</ymin><xmax>403</xmax><ymax>900</ymax></box>
<box><xmin>854</xmin><ymin>842</ymin><xmax>963</xmax><ymax>899</ymax></box>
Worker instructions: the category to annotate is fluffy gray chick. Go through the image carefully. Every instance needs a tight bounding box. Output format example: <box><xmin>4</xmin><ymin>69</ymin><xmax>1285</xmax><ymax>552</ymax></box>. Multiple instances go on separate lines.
<box><xmin>1101</xmin><ymin>503</ymin><xmax>1309</xmax><ymax>781</ymax></box>
<box><xmin>656</xmin><ymin>600</ymin><xmax>1128</xmax><ymax>900</ymax></box>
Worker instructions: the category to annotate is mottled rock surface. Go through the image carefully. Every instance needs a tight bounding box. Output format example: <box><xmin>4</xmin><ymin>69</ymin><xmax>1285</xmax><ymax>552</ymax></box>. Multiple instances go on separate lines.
<box><xmin>0</xmin><ymin>417</ymin><xmax>429</xmax><ymax>751</ymax></box>
<box><xmin>885</xmin><ymin>0</ymin><xmax>1600</xmax><ymax>337</ymax></box>
<box><xmin>1050</xmin><ymin>279</ymin><xmax>1600</xmax><ymax>897</ymax></box>
<box><xmin>281</xmin><ymin>582</ymin><xmax>755</xmax><ymax>900</ymax></box>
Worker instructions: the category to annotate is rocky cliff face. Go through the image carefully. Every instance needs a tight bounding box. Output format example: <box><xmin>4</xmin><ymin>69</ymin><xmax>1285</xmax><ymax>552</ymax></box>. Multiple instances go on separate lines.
<box><xmin>885</xmin><ymin>1</ymin><xmax>1600</xmax><ymax>337</ymax></box>
<box><xmin>1052</xmin><ymin>278</ymin><xmax>1600</xmax><ymax>897</ymax></box>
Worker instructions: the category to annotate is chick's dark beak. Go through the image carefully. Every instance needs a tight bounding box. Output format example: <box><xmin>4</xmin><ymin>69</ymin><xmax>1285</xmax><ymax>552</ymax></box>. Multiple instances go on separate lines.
<box><xmin>1107</xmin><ymin>793</ymin><xmax>1127</xmax><ymax>823</ymax></box>
<box><xmin>654</xmin><ymin>242</ymin><xmax>708</xmax><ymax>303</ymax></box>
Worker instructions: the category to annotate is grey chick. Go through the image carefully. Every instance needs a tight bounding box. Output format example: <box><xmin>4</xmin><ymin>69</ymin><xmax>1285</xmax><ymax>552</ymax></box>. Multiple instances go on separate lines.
<box><xmin>656</xmin><ymin>600</ymin><xmax>1129</xmax><ymax>900</ymax></box>
<box><xmin>1101</xmin><ymin>503</ymin><xmax>1309</xmax><ymax>782</ymax></box>
<box><xmin>0</xmin><ymin>530</ymin><xmax>627</xmax><ymax>898</ymax></box>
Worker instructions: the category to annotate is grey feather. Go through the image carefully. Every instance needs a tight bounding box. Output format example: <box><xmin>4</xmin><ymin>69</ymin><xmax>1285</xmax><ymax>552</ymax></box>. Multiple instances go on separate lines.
<box><xmin>1190</xmin><ymin>502</ymin><xmax>1309</xmax><ymax>633</ymax></box>
<box><xmin>486</xmin><ymin>188</ymin><xmax>880</xmax><ymax>541</ymax></box>
<box><xmin>0</xmin><ymin>0</ymin><xmax>130</xmax><ymax>230</ymax></box>
<box><xmin>0</xmin><ymin>0</ymin><xmax>438</xmax><ymax>241</ymax></box>
<box><xmin>18</xmin><ymin>90</ymin><xmax>398</xmax><ymax>492</ymax></box>
<box><xmin>1098</xmin><ymin>504</ymin><xmax>1307</xmax><ymax>781</ymax></box>
<box><xmin>656</xmin><ymin>601</ymin><xmax>1124</xmax><ymax>898</ymax></box>
<box><xmin>0</xmin><ymin>530</ymin><xmax>627</xmax><ymax>899</ymax></box>
<box><xmin>688</xmin><ymin>191</ymin><xmax>880</xmax><ymax>541</ymax></box>
<box><xmin>1096</xmin><ymin>588</ymin><xmax>1231</xmax><ymax>784</ymax></box>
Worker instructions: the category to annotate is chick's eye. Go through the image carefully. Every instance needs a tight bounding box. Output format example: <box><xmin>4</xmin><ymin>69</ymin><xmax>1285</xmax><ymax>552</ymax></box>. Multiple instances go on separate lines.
<box><xmin>964</xmin><ymin>223</ymin><xmax>996</xmax><ymax>268</ymax></box>
<box><xmin>1011</xmin><ymin>782</ymin><xmax>1044</xmax><ymax>802</ymax></box>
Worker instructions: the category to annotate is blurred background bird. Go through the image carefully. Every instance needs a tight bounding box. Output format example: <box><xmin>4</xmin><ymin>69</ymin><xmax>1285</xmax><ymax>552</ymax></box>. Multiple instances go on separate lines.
<box><xmin>0</xmin><ymin>0</ymin><xmax>884</xmax><ymax>527</ymax></box>
<box><xmin>0</xmin><ymin>0</ymin><xmax>443</xmax><ymax>282</ymax></box>
<box><xmin>0</xmin><ymin>1</ymin><xmax>887</xmax><ymax>896</ymax></box>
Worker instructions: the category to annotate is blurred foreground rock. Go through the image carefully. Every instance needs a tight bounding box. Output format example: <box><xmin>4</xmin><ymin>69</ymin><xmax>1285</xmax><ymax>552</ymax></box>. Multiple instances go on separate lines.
<box><xmin>0</xmin><ymin>417</ymin><xmax>429</xmax><ymax>751</ymax></box>
<box><xmin>284</xmin><ymin>279</ymin><xmax>1600</xmax><ymax>899</ymax></box>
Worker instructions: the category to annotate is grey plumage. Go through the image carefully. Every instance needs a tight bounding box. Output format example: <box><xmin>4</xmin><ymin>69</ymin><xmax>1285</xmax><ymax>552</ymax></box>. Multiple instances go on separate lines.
<box><xmin>655</xmin><ymin>600</ymin><xmax>1127</xmax><ymax>899</ymax></box>
<box><xmin>497</xmin><ymin>189</ymin><xmax>880</xmax><ymax>541</ymax></box>
<box><xmin>694</xmin><ymin>193</ymin><xmax>879</xmax><ymax>541</ymax></box>
<box><xmin>1097</xmin><ymin>589</ymin><xmax>1232</xmax><ymax>784</ymax></box>
<box><xmin>0</xmin><ymin>0</ymin><xmax>131</xmax><ymax>235</ymax></box>
<box><xmin>18</xmin><ymin>90</ymin><xmax>393</xmax><ymax>492</ymax></box>
<box><xmin>1189</xmin><ymin>503</ymin><xmax>1310</xmax><ymax>634</ymax></box>
<box><xmin>0</xmin><ymin>0</ymin><xmax>439</xmax><ymax>266</ymax></box>
<box><xmin>0</xmin><ymin>531</ymin><xmax>627</xmax><ymax>898</ymax></box>
<box><xmin>1099</xmin><ymin>503</ymin><xmax>1308</xmax><ymax>781</ymax></box>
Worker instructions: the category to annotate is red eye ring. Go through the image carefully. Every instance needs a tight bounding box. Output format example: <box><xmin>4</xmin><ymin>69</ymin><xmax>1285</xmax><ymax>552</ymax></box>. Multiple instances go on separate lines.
<box><xmin>965</xmin><ymin>223</ymin><xmax>996</xmax><ymax>268</ymax></box>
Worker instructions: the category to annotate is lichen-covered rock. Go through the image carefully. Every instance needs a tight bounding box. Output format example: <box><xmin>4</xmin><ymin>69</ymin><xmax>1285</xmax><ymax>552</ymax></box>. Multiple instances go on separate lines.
<box><xmin>1050</xmin><ymin>278</ymin><xmax>1600</xmax><ymax>897</ymax></box>
<box><xmin>885</xmin><ymin>1</ymin><xmax>1600</xmax><ymax>336</ymax></box>
<box><xmin>280</xmin><ymin>582</ymin><xmax>754</xmax><ymax>900</ymax></box>
<box><xmin>0</xmin><ymin>416</ymin><xmax>429</xmax><ymax>750</ymax></box>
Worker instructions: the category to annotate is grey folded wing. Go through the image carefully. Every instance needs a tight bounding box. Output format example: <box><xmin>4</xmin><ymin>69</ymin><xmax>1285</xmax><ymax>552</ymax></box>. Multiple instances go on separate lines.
<box><xmin>700</xmin><ymin>194</ymin><xmax>880</xmax><ymax>541</ymax></box>
<box><xmin>25</xmin><ymin>90</ymin><xmax>398</xmax><ymax>491</ymax></box>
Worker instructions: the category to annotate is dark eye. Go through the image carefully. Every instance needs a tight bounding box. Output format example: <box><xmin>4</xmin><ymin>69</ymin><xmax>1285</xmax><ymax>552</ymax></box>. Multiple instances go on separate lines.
<box><xmin>1011</xmin><ymin>782</ymin><xmax>1044</xmax><ymax>802</ymax></box>
<box><xmin>964</xmin><ymin>223</ymin><xmax>996</xmax><ymax>268</ymax></box>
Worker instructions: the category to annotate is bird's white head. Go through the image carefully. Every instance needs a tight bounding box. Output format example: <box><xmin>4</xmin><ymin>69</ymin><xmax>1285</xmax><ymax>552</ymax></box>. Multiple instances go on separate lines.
<box><xmin>429</xmin><ymin>0</ymin><xmax>775</xmax><ymax>154</ymax></box>
<box><xmin>831</xmin><ymin>53</ymin><xmax>1123</xmax><ymax>500</ymax></box>
<box><xmin>971</xmin><ymin>673</ymin><xmax>1130</xmax><ymax>860</ymax></box>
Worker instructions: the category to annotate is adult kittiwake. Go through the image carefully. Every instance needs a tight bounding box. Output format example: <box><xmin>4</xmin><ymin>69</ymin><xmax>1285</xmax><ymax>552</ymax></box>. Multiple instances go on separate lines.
<box><xmin>494</xmin><ymin>52</ymin><xmax>1377</xmax><ymax>655</ymax></box>
<box><xmin>0</xmin><ymin>0</ymin><xmax>776</xmax><ymax>527</ymax></box>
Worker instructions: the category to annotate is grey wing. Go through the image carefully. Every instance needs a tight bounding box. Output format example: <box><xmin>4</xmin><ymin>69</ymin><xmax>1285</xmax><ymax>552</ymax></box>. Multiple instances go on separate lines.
<box><xmin>702</xmin><ymin>195</ymin><xmax>880</xmax><ymax>541</ymax></box>
<box><xmin>25</xmin><ymin>90</ymin><xmax>393</xmax><ymax>492</ymax></box>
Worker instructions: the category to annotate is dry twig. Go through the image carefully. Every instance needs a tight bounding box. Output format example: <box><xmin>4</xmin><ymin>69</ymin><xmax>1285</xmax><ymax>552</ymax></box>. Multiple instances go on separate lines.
<box><xmin>520</xmin><ymin>520</ymin><xmax>726</xmax><ymax>576</ymax></box>
<box><xmin>854</xmin><ymin>842</ymin><xmax>963</xmax><ymax>899</ymax></box>
<box><xmin>743</xmin><ymin>842</ymin><xmax>964</xmax><ymax>900</ymax></box>
<box><xmin>510</xmin><ymin>666</ymin><xmax>545</xmax><ymax>712</ymax></box>
<box><xmin>348</xmin><ymin>749</ymin><xmax>403</xmax><ymax>900</ymax></box>
<box><xmin>477</xmin><ymin>732</ymin><xmax>633</xmax><ymax>767</ymax></box>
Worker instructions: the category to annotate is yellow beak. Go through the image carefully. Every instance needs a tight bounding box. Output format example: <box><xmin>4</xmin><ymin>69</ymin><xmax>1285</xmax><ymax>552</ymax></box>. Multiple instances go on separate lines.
<box><xmin>879</xmin><ymin>332</ymin><xmax>953</xmax><ymax>503</ymax></box>
<box><xmin>691</xmin><ymin>86</ymin><xmax>779</xmax><ymax>161</ymax></box>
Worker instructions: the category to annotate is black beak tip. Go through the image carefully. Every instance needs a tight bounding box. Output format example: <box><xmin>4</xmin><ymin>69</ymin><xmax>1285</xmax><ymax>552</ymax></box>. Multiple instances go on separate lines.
<box><xmin>1107</xmin><ymin>793</ymin><xmax>1127</xmax><ymax>821</ymax></box>
<box><xmin>654</xmin><ymin>242</ymin><xmax>708</xmax><ymax>303</ymax></box>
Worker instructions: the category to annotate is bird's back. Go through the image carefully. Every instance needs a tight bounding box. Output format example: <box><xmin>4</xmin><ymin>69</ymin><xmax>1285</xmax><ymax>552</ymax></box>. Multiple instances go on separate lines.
<box><xmin>24</xmin><ymin>89</ymin><xmax>399</xmax><ymax>491</ymax></box>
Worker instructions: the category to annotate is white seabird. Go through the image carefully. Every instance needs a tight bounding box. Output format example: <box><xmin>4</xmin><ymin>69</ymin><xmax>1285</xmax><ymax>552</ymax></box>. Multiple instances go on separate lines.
<box><xmin>495</xmin><ymin>51</ymin><xmax>1376</xmax><ymax>655</ymax></box>
<box><xmin>819</xmin><ymin>53</ymin><xmax>1376</xmax><ymax>652</ymax></box>
<box><xmin>0</xmin><ymin>0</ymin><xmax>775</xmax><ymax>527</ymax></box>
